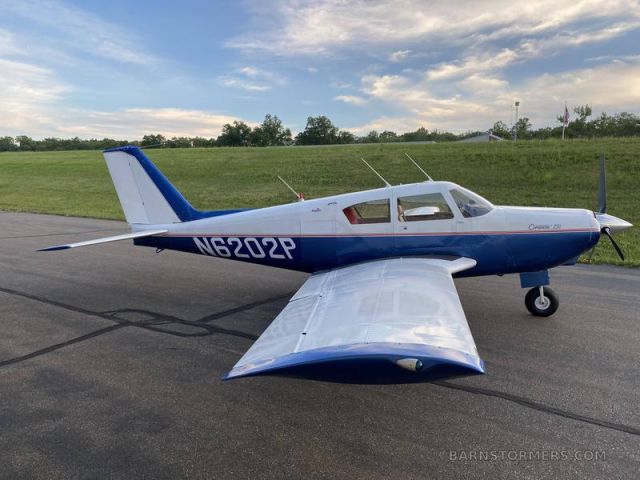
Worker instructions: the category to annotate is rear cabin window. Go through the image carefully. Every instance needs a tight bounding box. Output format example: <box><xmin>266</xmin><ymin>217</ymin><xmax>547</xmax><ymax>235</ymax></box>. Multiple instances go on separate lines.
<box><xmin>343</xmin><ymin>199</ymin><xmax>390</xmax><ymax>224</ymax></box>
<box><xmin>397</xmin><ymin>193</ymin><xmax>454</xmax><ymax>222</ymax></box>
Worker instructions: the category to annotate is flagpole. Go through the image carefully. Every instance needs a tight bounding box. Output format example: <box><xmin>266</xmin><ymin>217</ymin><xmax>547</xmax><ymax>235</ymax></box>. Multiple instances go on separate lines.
<box><xmin>562</xmin><ymin>101</ymin><xmax>568</xmax><ymax>140</ymax></box>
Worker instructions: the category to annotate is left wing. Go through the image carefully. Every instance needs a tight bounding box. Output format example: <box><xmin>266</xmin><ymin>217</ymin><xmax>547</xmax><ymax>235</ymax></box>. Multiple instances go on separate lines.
<box><xmin>226</xmin><ymin>257</ymin><xmax>484</xmax><ymax>380</ymax></box>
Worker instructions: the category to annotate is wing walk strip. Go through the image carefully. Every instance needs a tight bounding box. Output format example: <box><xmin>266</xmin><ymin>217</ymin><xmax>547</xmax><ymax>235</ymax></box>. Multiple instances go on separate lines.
<box><xmin>226</xmin><ymin>257</ymin><xmax>484</xmax><ymax>379</ymax></box>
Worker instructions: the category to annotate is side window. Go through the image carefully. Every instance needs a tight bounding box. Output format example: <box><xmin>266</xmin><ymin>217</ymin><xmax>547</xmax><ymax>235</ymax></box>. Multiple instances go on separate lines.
<box><xmin>343</xmin><ymin>199</ymin><xmax>390</xmax><ymax>224</ymax></box>
<box><xmin>397</xmin><ymin>193</ymin><xmax>454</xmax><ymax>222</ymax></box>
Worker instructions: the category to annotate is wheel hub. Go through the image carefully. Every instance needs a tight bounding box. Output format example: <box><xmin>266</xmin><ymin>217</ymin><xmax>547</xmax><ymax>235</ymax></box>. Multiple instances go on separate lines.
<box><xmin>535</xmin><ymin>295</ymin><xmax>550</xmax><ymax>310</ymax></box>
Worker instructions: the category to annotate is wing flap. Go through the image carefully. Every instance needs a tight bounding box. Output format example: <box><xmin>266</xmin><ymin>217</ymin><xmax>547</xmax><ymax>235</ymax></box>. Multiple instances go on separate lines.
<box><xmin>38</xmin><ymin>229</ymin><xmax>168</xmax><ymax>251</ymax></box>
<box><xmin>226</xmin><ymin>257</ymin><xmax>484</xmax><ymax>380</ymax></box>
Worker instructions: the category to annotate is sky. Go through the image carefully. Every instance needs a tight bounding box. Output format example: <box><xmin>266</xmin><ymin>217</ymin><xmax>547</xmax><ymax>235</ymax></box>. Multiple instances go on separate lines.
<box><xmin>1</xmin><ymin>0</ymin><xmax>640</xmax><ymax>139</ymax></box>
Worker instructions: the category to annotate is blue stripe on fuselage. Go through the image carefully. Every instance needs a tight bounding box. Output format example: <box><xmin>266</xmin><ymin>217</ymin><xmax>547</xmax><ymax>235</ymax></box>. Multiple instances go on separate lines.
<box><xmin>135</xmin><ymin>230</ymin><xmax>598</xmax><ymax>276</ymax></box>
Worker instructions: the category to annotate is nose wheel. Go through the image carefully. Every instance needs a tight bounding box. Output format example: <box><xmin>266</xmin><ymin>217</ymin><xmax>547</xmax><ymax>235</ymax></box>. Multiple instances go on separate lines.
<box><xmin>525</xmin><ymin>286</ymin><xmax>558</xmax><ymax>317</ymax></box>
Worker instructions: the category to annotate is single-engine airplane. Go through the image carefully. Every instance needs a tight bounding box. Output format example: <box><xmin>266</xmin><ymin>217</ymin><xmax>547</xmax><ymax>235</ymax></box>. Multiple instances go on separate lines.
<box><xmin>41</xmin><ymin>146</ymin><xmax>632</xmax><ymax>381</ymax></box>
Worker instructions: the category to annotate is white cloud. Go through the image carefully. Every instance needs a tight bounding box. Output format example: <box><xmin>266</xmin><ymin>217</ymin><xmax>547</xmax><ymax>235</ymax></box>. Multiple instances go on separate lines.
<box><xmin>426</xmin><ymin>49</ymin><xmax>519</xmax><ymax>81</ymax></box>
<box><xmin>217</xmin><ymin>65</ymin><xmax>286</xmax><ymax>91</ymax></box>
<box><xmin>0</xmin><ymin>56</ymin><xmax>250</xmax><ymax>139</ymax></box>
<box><xmin>352</xmin><ymin>60</ymin><xmax>640</xmax><ymax>133</ymax></box>
<box><xmin>0</xmin><ymin>28</ymin><xmax>23</xmax><ymax>56</ymax></box>
<box><xmin>422</xmin><ymin>20</ymin><xmax>640</xmax><ymax>83</ymax></box>
<box><xmin>216</xmin><ymin>76</ymin><xmax>271</xmax><ymax>92</ymax></box>
<box><xmin>227</xmin><ymin>0</ymin><xmax>640</xmax><ymax>55</ymax></box>
<box><xmin>334</xmin><ymin>95</ymin><xmax>367</xmax><ymax>106</ymax></box>
<box><xmin>307</xmin><ymin>66</ymin><xmax>319</xmax><ymax>73</ymax></box>
<box><xmin>0</xmin><ymin>0</ymin><xmax>158</xmax><ymax>65</ymax></box>
<box><xmin>507</xmin><ymin>62</ymin><xmax>640</xmax><ymax>125</ymax></box>
<box><xmin>345</xmin><ymin>116</ymin><xmax>427</xmax><ymax>135</ymax></box>
<box><xmin>56</xmin><ymin>108</ymin><xmax>251</xmax><ymax>139</ymax></box>
<box><xmin>0</xmin><ymin>58</ymin><xmax>70</xmax><ymax>134</ymax></box>
<box><xmin>389</xmin><ymin>49</ymin><xmax>411</xmax><ymax>62</ymax></box>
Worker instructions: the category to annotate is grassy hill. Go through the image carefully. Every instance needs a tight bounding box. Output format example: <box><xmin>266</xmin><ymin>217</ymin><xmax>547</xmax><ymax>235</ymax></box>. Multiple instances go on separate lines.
<box><xmin>0</xmin><ymin>139</ymin><xmax>637</xmax><ymax>266</ymax></box>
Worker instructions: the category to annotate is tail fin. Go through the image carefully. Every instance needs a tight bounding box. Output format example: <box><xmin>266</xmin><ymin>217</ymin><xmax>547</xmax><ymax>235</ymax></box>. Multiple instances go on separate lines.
<box><xmin>103</xmin><ymin>146</ymin><xmax>199</xmax><ymax>224</ymax></box>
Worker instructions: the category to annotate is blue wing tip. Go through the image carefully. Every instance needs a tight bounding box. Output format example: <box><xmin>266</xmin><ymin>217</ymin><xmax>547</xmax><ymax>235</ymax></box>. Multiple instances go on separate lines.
<box><xmin>38</xmin><ymin>245</ymin><xmax>71</xmax><ymax>252</ymax></box>
<box><xmin>224</xmin><ymin>345</ymin><xmax>486</xmax><ymax>382</ymax></box>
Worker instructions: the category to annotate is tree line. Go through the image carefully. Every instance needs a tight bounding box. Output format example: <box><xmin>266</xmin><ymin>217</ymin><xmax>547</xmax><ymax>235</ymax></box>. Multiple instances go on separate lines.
<box><xmin>1</xmin><ymin>106</ymin><xmax>639</xmax><ymax>152</ymax></box>
<box><xmin>490</xmin><ymin>105</ymin><xmax>640</xmax><ymax>140</ymax></box>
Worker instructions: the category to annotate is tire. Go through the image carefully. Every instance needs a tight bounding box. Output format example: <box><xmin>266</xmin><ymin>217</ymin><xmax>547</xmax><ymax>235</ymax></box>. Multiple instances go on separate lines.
<box><xmin>525</xmin><ymin>287</ymin><xmax>559</xmax><ymax>317</ymax></box>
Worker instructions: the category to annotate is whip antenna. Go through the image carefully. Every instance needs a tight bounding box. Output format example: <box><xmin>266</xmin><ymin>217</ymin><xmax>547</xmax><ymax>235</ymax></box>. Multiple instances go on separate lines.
<box><xmin>404</xmin><ymin>153</ymin><xmax>432</xmax><ymax>181</ymax></box>
<box><xmin>277</xmin><ymin>175</ymin><xmax>305</xmax><ymax>201</ymax></box>
<box><xmin>361</xmin><ymin>158</ymin><xmax>391</xmax><ymax>187</ymax></box>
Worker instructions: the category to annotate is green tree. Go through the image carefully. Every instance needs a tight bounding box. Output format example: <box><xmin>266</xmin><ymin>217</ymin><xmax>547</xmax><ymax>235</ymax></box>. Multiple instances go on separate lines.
<box><xmin>379</xmin><ymin>130</ymin><xmax>398</xmax><ymax>142</ymax></box>
<box><xmin>336</xmin><ymin>130</ymin><xmax>355</xmax><ymax>144</ymax></box>
<box><xmin>141</xmin><ymin>134</ymin><xmax>166</xmax><ymax>147</ymax></box>
<box><xmin>0</xmin><ymin>136</ymin><xmax>17</xmax><ymax>151</ymax></box>
<box><xmin>564</xmin><ymin>104</ymin><xmax>593</xmax><ymax>138</ymax></box>
<box><xmin>15</xmin><ymin>135</ymin><xmax>36</xmax><ymax>151</ymax></box>
<box><xmin>514</xmin><ymin>117</ymin><xmax>532</xmax><ymax>140</ymax></box>
<box><xmin>574</xmin><ymin>104</ymin><xmax>593</xmax><ymax>121</ymax></box>
<box><xmin>217</xmin><ymin>121</ymin><xmax>252</xmax><ymax>146</ymax></box>
<box><xmin>295</xmin><ymin>116</ymin><xmax>339</xmax><ymax>145</ymax></box>
<box><xmin>191</xmin><ymin>137</ymin><xmax>216</xmax><ymax>147</ymax></box>
<box><xmin>490</xmin><ymin>121</ymin><xmax>511</xmax><ymax>139</ymax></box>
<box><xmin>166</xmin><ymin>137</ymin><xmax>192</xmax><ymax>148</ymax></box>
<box><xmin>363</xmin><ymin>130</ymin><xmax>380</xmax><ymax>143</ymax></box>
<box><xmin>400</xmin><ymin>127</ymin><xmax>430</xmax><ymax>142</ymax></box>
<box><xmin>250</xmin><ymin>114</ymin><xmax>292</xmax><ymax>146</ymax></box>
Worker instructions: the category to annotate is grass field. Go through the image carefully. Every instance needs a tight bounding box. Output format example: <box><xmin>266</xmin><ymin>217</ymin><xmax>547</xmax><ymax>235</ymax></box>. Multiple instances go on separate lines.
<box><xmin>0</xmin><ymin>139</ymin><xmax>637</xmax><ymax>266</ymax></box>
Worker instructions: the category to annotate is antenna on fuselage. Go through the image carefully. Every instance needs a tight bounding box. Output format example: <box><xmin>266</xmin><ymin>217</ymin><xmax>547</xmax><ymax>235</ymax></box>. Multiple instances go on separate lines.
<box><xmin>277</xmin><ymin>175</ymin><xmax>305</xmax><ymax>201</ymax></box>
<box><xmin>404</xmin><ymin>153</ymin><xmax>433</xmax><ymax>181</ymax></box>
<box><xmin>361</xmin><ymin>158</ymin><xmax>391</xmax><ymax>187</ymax></box>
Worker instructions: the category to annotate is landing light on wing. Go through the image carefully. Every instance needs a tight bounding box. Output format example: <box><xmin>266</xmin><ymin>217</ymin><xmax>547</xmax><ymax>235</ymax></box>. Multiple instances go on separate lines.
<box><xmin>395</xmin><ymin>358</ymin><xmax>424</xmax><ymax>372</ymax></box>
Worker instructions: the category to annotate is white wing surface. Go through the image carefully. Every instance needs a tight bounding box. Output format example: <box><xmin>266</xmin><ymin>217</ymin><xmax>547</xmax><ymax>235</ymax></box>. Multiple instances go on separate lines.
<box><xmin>226</xmin><ymin>257</ymin><xmax>484</xmax><ymax>380</ymax></box>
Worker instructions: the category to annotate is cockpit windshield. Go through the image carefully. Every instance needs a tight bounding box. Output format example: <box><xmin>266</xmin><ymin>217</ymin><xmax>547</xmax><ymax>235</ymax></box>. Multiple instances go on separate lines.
<box><xmin>449</xmin><ymin>188</ymin><xmax>493</xmax><ymax>218</ymax></box>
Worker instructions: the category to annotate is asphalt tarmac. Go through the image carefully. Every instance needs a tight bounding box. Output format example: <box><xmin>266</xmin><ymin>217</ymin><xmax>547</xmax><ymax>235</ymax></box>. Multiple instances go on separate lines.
<box><xmin>0</xmin><ymin>211</ymin><xmax>638</xmax><ymax>479</ymax></box>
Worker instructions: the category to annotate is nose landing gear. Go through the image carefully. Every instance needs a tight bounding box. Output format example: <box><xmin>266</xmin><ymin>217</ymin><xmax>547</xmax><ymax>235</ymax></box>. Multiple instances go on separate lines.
<box><xmin>525</xmin><ymin>286</ymin><xmax>559</xmax><ymax>317</ymax></box>
<box><xmin>519</xmin><ymin>271</ymin><xmax>558</xmax><ymax>317</ymax></box>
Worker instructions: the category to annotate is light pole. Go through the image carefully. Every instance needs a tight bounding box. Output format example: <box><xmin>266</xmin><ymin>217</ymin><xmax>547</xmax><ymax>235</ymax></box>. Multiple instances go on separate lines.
<box><xmin>514</xmin><ymin>101</ymin><xmax>520</xmax><ymax>141</ymax></box>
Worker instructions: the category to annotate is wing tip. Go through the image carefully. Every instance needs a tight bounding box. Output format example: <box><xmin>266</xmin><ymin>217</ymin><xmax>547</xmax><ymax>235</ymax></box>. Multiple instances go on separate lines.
<box><xmin>37</xmin><ymin>245</ymin><xmax>71</xmax><ymax>252</ymax></box>
<box><xmin>224</xmin><ymin>344</ymin><xmax>485</xmax><ymax>382</ymax></box>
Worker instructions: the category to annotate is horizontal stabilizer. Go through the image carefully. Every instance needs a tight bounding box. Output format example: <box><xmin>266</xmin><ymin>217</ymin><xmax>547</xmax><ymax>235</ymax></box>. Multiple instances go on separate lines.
<box><xmin>39</xmin><ymin>229</ymin><xmax>167</xmax><ymax>251</ymax></box>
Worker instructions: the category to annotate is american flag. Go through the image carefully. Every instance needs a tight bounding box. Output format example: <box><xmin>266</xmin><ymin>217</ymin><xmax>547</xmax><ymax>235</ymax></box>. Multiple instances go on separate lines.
<box><xmin>563</xmin><ymin>104</ymin><xmax>569</xmax><ymax>127</ymax></box>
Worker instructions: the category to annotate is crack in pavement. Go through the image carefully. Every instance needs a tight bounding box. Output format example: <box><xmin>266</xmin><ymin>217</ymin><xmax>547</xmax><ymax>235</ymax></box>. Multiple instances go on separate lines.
<box><xmin>434</xmin><ymin>380</ymin><xmax>640</xmax><ymax>437</ymax></box>
<box><xmin>0</xmin><ymin>324</ymin><xmax>127</xmax><ymax>368</ymax></box>
<box><xmin>0</xmin><ymin>286</ymin><xmax>289</xmax><ymax>367</ymax></box>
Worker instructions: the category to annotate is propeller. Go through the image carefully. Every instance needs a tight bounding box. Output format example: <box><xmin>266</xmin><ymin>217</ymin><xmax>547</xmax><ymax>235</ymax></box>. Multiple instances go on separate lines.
<box><xmin>601</xmin><ymin>227</ymin><xmax>625</xmax><ymax>261</ymax></box>
<box><xmin>586</xmin><ymin>153</ymin><xmax>632</xmax><ymax>262</ymax></box>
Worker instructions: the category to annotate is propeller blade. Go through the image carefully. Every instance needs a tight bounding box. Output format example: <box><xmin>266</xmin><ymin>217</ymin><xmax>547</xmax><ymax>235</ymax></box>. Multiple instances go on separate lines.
<box><xmin>597</xmin><ymin>153</ymin><xmax>607</xmax><ymax>214</ymax></box>
<box><xmin>602</xmin><ymin>227</ymin><xmax>624</xmax><ymax>261</ymax></box>
<box><xmin>586</xmin><ymin>245</ymin><xmax>597</xmax><ymax>264</ymax></box>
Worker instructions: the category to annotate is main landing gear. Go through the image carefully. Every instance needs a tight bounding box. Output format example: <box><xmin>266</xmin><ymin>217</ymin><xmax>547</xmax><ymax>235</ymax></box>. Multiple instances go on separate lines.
<box><xmin>524</xmin><ymin>286</ymin><xmax>558</xmax><ymax>317</ymax></box>
<box><xmin>520</xmin><ymin>271</ymin><xmax>558</xmax><ymax>317</ymax></box>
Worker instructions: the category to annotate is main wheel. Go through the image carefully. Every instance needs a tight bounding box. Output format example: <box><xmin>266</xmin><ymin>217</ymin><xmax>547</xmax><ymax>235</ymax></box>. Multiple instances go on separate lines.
<box><xmin>525</xmin><ymin>287</ymin><xmax>559</xmax><ymax>317</ymax></box>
